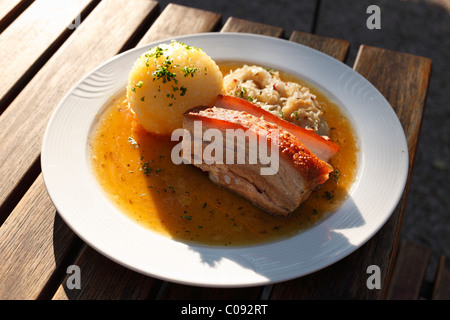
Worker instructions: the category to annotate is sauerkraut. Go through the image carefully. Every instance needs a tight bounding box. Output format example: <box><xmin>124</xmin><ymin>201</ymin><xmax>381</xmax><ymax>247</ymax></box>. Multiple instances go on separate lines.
<box><xmin>223</xmin><ymin>65</ymin><xmax>327</xmax><ymax>134</ymax></box>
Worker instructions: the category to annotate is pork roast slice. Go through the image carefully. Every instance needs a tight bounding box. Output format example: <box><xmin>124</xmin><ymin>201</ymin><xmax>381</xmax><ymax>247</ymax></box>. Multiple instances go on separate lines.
<box><xmin>182</xmin><ymin>106</ymin><xmax>334</xmax><ymax>217</ymax></box>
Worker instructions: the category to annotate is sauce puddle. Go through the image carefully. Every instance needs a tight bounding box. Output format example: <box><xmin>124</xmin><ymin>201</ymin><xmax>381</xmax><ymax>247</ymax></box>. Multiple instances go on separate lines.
<box><xmin>89</xmin><ymin>65</ymin><xmax>358</xmax><ymax>246</ymax></box>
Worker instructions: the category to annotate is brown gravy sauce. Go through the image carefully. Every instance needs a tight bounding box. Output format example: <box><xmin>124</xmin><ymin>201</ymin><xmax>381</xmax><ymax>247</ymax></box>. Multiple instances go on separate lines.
<box><xmin>89</xmin><ymin>63</ymin><xmax>358</xmax><ymax>246</ymax></box>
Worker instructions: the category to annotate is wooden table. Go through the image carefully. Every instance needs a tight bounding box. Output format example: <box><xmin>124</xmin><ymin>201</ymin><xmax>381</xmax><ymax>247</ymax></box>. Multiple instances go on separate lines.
<box><xmin>0</xmin><ymin>1</ymin><xmax>432</xmax><ymax>300</ymax></box>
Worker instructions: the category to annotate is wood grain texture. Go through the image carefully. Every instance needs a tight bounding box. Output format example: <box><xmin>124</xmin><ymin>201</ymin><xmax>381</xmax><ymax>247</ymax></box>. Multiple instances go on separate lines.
<box><xmin>0</xmin><ymin>0</ymin><xmax>28</xmax><ymax>22</ymax></box>
<box><xmin>352</xmin><ymin>46</ymin><xmax>431</xmax><ymax>298</ymax></box>
<box><xmin>353</xmin><ymin>45</ymin><xmax>432</xmax><ymax>164</ymax></box>
<box><xmin>270</xmin><ymin>45</ymin><xmax>431</xmax><ymax>300</ymax></box>
<box><xmin>0</xmin><ymin>0</ymin><xmax>159</xmax><ymax>300</ymax></box>
<box><xmin>138</xmin><ymin>3</ymin><xmax>221</xmax><ymax>45</ymax></box>
<box><xmin>289</xmin><ymin>30</ymin><xmax>349</xmax><ymax>61</ymax></box>
<box><xmin>386</xmin><ymin>239</ymin><xmax>430</xmax><ymax>299</ymax></box>
<box><xmin>0</xmin><ymin>175</ymin><xmax>81</xmax><ymax>299</ymax></box>
<box><xmin>0</xmin><ymin>0</ymin><xmax>93</xmax><ymax>111</ymax></box>
<box><xmin>221</xmin><ymin>17</ymin><xmax>284</xmax><ymax>37</ymax></box>
<box><xmin>0</xmin><ymin>0</ymin><xmax>158</xmax><ymax>215</ymax></box>
<box><xmin>52</xmin><ymin>245</ymin><xmax>162</xmax><ymax>300</ymax></box>
<box><xmin>268</xmin><ymin>203</ymin><xmax>400</xmax><ymax>299</ymax></box>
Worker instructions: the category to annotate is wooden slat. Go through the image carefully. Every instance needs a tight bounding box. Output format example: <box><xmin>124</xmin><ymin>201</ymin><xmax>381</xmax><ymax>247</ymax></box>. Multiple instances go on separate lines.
<box><xmin>432</xmin><ymin>256</ymin><xmax>450</xmax><ymax>300</ymax></box>
<box><xmin>353</xmin><ymin>47</ymin><xmax>431</xmax><ymax>293</ymax></box>
<box><xmin>221</xmin><ymin>16</ymin><xmax>284</xmax><ymax>38</ymax></box>
<box><xmin>52</xmin><ymin>246</ymin><xmax>161</xmax><ymax>300</ymax></box>
<box><xmin>351</xmin><ymin>47</ymin><xmax>431</xmax><ymax>299</ymax></box>
<box><xmin>0</xmin><ymin>0</ymin><xmax>93</xmax><ymax>111</ymax></box>
<box><xmin>386</xmin><ymin>239</ymin><xmax>430</xmax><ymax>299</ymax></box>
<box><xmin>0</xmin><ymin>0</ymin><xmax>158</xmax><ymax>217</ymax></box>
<box><xmin>0</xmin><ymin>0</ymin><xmax>159</xmax><ymax>300</ymax></box>
<box><xmin>289</xmin><ymin>30</ymin><xmax>349</xmax><ymax>62</ymax></box>
<box><xmin>354</xmin><ymin>46</ymin><xmax>432</xmax><ymax>162</ymax></box>
<box><xmin>270</xmin><ymin>46</ymin><xmax>431</xmax><ymax>300</ymax></box>
<box><xmin>0</xmin><ymin>175</ymin><xmax>81</xmax><ymax>299</ymax></box>
<box><xmin>49</xmin><ymin>4</ymin><xmax>224</xmax><ymax>300</ymax></box>
<box><xmin>137</xmin><ymin>3</ymin><xmax>221</xmax><ymax>44</ymax></box>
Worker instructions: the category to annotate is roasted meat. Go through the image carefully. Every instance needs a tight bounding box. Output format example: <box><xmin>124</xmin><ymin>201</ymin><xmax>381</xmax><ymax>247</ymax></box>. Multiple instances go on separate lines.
<box><xmin>214</xmin><ymin>94</ymin><xmax>339</xmax><ymax>162</ymax></box>
<box><xmin>181</xmin><ymin>96</ymin><xmax>338</xmax><ymax>217</ymax></box>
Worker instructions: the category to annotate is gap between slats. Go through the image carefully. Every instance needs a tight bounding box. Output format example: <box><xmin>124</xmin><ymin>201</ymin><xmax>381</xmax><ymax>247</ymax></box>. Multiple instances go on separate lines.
<box><xmin>0</xmin><ymin>156</ymin><xmax>40</xmax><ymax>227</ymax></box>
<box><xmin>311</xmin><ymin>0</ymin><xmax>322</xmax><ymax>34</ymax></box>
<box><xmin>0</xmin><ymin>0</ymin><xmax>33</xmax><ymax>34</ymax></box>
<box><xmin>36</xmin><ymin>233</ymin><xmax>86</xmax><ymax>300</ymax></box>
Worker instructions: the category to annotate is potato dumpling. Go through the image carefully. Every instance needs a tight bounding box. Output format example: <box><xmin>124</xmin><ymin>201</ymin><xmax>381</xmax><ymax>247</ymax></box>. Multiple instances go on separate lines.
<box><xmin>127</xmin><ymin>41</ymin><xmax>223</xmax><ymax>135</ymax></box>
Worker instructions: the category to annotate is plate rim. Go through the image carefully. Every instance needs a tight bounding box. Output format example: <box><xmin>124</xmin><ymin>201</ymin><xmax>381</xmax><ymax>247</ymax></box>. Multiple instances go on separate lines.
<box><xmin>41</xmin><ymin>32</ymin><xmax>409</xmax><ymax>287</ymax></box>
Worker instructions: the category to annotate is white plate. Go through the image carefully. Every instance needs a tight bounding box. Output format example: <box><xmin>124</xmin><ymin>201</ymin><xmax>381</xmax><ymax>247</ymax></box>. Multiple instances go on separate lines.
<box><xmin>41</xmin><ymin>33</ymin><xmax>408</xmax><ymax>287</ymax></box>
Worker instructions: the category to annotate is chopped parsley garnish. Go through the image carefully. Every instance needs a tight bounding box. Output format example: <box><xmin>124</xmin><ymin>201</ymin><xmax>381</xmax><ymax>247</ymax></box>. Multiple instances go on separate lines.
<box><xmin>152</xmin><ymin>57</ymin><xmax>178</xmax><ymax>84</ymax></box>
<box><xmin>331</xmin><ymin>169</ymin><xmax>340</xmax><ymax>182</ymax></box>
<box><xmin>240</xmin><ymin>87</ymin><xmax>247</xmax><ymax>98</ymax></box>
<box><xmin>181</xmin><ymin>66</ymin><xmax>198</xmax><ymax>77</ymax></box>
<box><xmin>323</xmin><ymin>191</ymin><xmax>334</xmax><ymax>200</ymax></box>
<box><xmin>234</xmin><ymin>87</ymin><xmax>254</xmax><ymax>102</ymax></box>
<box><xmin>128</xmin><ymin>137</ymin><xmax>139</xmax><ymax>148</ymax></box>
<box><xmin>264</xmin><ymin>67</ymin><xmax>276</xmax><ymax>74</ymax></box>
<box><xmin>133</xmin><ymin>41</ymin><xmax>208</xmax><ymax>107</ymax></box>
<box><xmin>150</xmin><ymin>46</ymin><xmax>165</xmax><ymax>58</ymax></box>
<box><xmin>142</xmin><ymin>161</ymin><xmax>151</xmax><ymax>175</ymax></box>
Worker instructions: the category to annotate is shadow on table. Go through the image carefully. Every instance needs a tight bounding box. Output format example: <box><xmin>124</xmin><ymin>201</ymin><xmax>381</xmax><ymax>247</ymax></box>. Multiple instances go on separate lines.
<box><xmin>183</xmin><ymin>194</ymin><xmax>365</xmax><ymax>286</ymax></box>
<box><xmin>51</xmin><ymin>189</ymin><xmax>364</xmax><ymax>299</ymax></box>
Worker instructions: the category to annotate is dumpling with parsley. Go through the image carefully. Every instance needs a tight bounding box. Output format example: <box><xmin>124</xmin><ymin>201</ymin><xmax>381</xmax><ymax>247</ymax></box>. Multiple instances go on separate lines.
<box><xmin>127</xmin><ymin>41</ymin><xmax>223</xmax><ymax>135</ymax></box>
